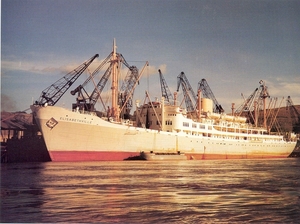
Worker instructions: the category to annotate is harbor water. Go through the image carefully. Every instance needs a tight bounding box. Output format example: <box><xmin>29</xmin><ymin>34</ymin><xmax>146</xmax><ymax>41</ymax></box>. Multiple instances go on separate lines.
<box><xmin>1</xmin><ymin>159</ymin><xmax>300</xmax><ymax>223</ymax></box>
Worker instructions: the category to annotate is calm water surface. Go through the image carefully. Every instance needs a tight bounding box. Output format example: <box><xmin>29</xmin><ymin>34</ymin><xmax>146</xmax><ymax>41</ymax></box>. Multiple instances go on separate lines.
<box><xmin>1</xmin><ymin>159</ymin><xmax>300</xmax><ymax>223</ymax></box>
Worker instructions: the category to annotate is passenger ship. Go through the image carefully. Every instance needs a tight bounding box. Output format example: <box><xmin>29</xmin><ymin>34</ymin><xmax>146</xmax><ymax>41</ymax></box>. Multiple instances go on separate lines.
<box><xmin>31</xmin><ymin>41</ymin><xmax>296</xmax><ymax>161</ymax></box>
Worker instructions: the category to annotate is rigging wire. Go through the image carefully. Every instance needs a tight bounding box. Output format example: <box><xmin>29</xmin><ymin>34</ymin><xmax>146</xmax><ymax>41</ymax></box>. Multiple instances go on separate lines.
<box><xmin>147</xmin><ymin>64</ymin><xmax>149</xmax><ymax>95</ymax></box>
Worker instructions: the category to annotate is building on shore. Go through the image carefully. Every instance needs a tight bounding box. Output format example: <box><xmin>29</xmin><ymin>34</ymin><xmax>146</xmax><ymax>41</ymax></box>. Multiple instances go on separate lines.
<box><xmin>1</xmin><ymin>111</ymin><xmax>51</xmax><ymax>163</ymax></box>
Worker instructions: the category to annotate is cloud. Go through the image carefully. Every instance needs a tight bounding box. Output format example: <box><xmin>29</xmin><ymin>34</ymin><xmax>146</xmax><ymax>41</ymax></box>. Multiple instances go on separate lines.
<box><xmin>140</xmin><ymin>63</ymin><xmax>167</xmax><ymax>77</ymax></box>
<box><xmin>264</xmin><ymin>78</ymin><xmax>298</xmax><ymax>94</ymax></box>
<box><xmin>212</xmin><ymin>76</ymin><xmax>300</xmax><ymax>113</ymax></box>
<box><xmin>1</xmin><ymin>55</ymin><xmax>108</xmax><ymax>77</ymax></box>
<box><xmin>264</xmin><ymin>78</ymin><xmax>300</xmax><ymax>105</ymax></box>
<box><xmin>1</xmin><ymin>59</ymin><xmax>75</xmax><ymax>76</ymax></box>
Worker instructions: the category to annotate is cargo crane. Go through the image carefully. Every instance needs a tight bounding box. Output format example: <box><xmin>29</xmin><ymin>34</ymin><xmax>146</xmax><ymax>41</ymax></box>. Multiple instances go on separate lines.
<box><xmin>286</xmin><ymin>96</ymin><xmax>300</xmax><ymax>133</ymax></box>
<box><xmin>70</xmin><ymin>53</ymin><xmax>112</xmax><ymax>98</ymax></box>
<box><xmin>86</xmin><ymin>52</ymin><xmax>131</xmax><ymax>112</ymax></box>
<box><xmin>70</xmin><ymin>50</ymin><xmax>139</xmax><ymax>115</ymax></box>
<box><xmin>235</xmin><ymin>80</ymin><xmax>271</xmax><ymax>129</ymax></box>
<box><xmin>36</xmin><ymin>54</ymin><xmax>99</xmax><ymax>106</ymax></box>
<box><xmin>197</xmin><ymin>79</ymin><xmax>224</xmax><ymax>113</ymax></box>
<box><xmin>119</xmin><ymin>61</ymin><xmax>149</xmax><ymax>118</ymax></box>
<box><xmin>70</xmin><ymin>53</ymin><xmax>112</xmax><ymax>111</ymax></box>
<box><xmin>158</xmin><ymin>69</ymin><xmax>173</xmax><ymax>103</ymax></box>
<box><xmin>118</xmin><ymin>65</ymin><xmax>139</xmax><ymax>119</ymax></box>
<box><xmin>86</xmin><ymin>39</ymin><xmax>146</xmax><ymax>120</ymax></box>
<box><xmin>235</xmin><ymin>87</ymin><xmax>259</xmax><ymax>123</ymax></box>
<box><xmin>85</xmin><ymin>64</ymin><xmax>113</xmax><ymax>111</ymax></box>
<box><xmin>177</xmin><ymin>72</ymin><xmax>197</xmax><ymax>112</ymax></box>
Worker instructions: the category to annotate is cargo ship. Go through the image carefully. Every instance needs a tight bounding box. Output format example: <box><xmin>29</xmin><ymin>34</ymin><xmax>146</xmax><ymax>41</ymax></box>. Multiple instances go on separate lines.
<box><xmin>30</xmin><ymin>41</ymin><xmax>297</xmax><ymax>161</ymax></box>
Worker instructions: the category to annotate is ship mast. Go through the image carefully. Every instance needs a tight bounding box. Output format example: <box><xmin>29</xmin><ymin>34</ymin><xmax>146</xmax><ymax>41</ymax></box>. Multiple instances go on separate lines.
<box><xmin>111</xmin><ymin>38</ymin><xmax>119</xmax><ymax>119</ymax></box>
<box><xmin>259</xmin><ymin>80</ymin><xmax>269</xmax><ymax>129</ymax></box>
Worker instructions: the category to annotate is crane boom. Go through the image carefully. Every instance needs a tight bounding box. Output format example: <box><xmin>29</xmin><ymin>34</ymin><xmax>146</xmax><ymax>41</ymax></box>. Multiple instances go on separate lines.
<box><xmin>70</xmin><ymin>53</ymin><xmax>112</xmax><ymax>96</ymax></box>
<box><xmin>235</xmin><ymin>88</ymin><xmax>259</xmax><ymax>120</ymax></box>
<box><xmin>177</xmin><ymin>72</ymin><xmax>197</xmax><ymax>112</ymax></box>
<box><xmin>234</xmin><ymin>80</ymin><xmax>270</xmax><ymax>128</ymax></box>
<box><xmin>37</xmin><ymin>54</ymin><xmax>99</xmax><ymax>106</ymax></box>
<box><xmin>119</xmin><ymin>61</ymin><xmax>149</xmax><ymax>115</ymax></box>
<box><xmin>198</xmin><ymin>79</ymin><xmax>224</xmax><ymax>113</ymax></box>
<box><xmin>87</xmin><ymin>53</ymin><xmax>139</xmax><ymax>112</ymax></box>
<box><xmin>89</xmin><ymin>65</ymin><xmax>113</xmax><ymax>106</ymax></box>
<box><xmin>118</xmin><ymin>66</ymin><xmax>139</xmax><ymax>117</ymax></box>
<box><xmin>71</xmin><ymin>50</ymin><xmax>142</xmax><ymax>114</ymax></box>
<box><xmin>70</xmin><ymin>52</ymin><xmax>134</xmax><ymax>98</ymax></box>
<box><xmin>158</xmin><ymin>69</ymin><xmax>173</xmax><ymax>103</ymax></box>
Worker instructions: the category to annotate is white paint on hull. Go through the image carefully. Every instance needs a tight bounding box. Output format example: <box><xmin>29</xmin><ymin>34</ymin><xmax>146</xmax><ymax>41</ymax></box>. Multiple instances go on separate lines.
<box><xmin>31</xmin><ymin>105</ymin><xmax>296</xmax><ymax>161</ymax></box>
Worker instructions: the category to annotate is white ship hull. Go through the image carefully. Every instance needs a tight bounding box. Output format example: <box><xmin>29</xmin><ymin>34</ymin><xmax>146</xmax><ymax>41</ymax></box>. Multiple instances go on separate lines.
<box><xmin>31</xmin><ymin>105</ymin><xmax>296</xmax><ymax>161</ymax></box>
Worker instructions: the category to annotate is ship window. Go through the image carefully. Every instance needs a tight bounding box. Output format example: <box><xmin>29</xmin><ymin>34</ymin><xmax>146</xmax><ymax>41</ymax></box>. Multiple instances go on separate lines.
<box><xmin>200</xmin><ymin>125</ymin><xmax>205</xmax><ymax>129</ymax></box>
<box><xmin>183</xmin><ymin>122</ymin><xmax>189</xmax><ymax>127</ymax></box>
<box><xmin>165</xmin><ymin>120</ymin><xmax>172</xmax><ymax>125</ymax></box>
<box><xmin>208</xmin><ymin>126</ymin><xmax>212</xmax><ymax>130</ymax></box>
<box><xmin>192</xmin><ymin>124</ymin><xmax>197</xmax><ymax>128</ymax></box>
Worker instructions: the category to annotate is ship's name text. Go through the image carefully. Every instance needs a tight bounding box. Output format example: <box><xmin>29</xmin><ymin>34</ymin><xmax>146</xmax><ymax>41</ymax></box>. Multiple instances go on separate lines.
<box><xmin>59</xmin><ymin>117</ymin><xmax>92</xmax><ymax>124</ymax></box>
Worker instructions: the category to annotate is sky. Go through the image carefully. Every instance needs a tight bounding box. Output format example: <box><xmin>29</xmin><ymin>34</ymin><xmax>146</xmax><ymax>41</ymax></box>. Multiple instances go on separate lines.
<box><xmin>1</xmin><ymin>0</ymin><xmax>300</xmax><ymax>113</ymax></box>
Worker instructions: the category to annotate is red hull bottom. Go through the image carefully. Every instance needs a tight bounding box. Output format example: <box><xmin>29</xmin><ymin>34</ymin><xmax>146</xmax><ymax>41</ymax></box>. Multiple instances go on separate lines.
<box><xmin>48</xmin><ymin>151</ymin><xmax>289</xmax><ymax>162</ymax></box>
<box><xmin>49</xmin><ymin>151</ymin><xmax>141</xmax><ymax>162</ymax></box>
<box><xmin>186</xmin><ymin>153</ymin><xmax>289</xmax><ymax>160</ymax></box>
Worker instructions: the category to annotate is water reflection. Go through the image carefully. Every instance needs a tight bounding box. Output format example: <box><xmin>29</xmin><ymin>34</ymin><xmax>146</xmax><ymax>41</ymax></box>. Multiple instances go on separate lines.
<box><xmin>1</xmin><ymin>159</ymin><xmax>300</xmax><ymax>223</ymax></box>
<box><xmin>1</xmin><ymin>163</ymin><xmax>47</xmax><ymax>222</ymax></box>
